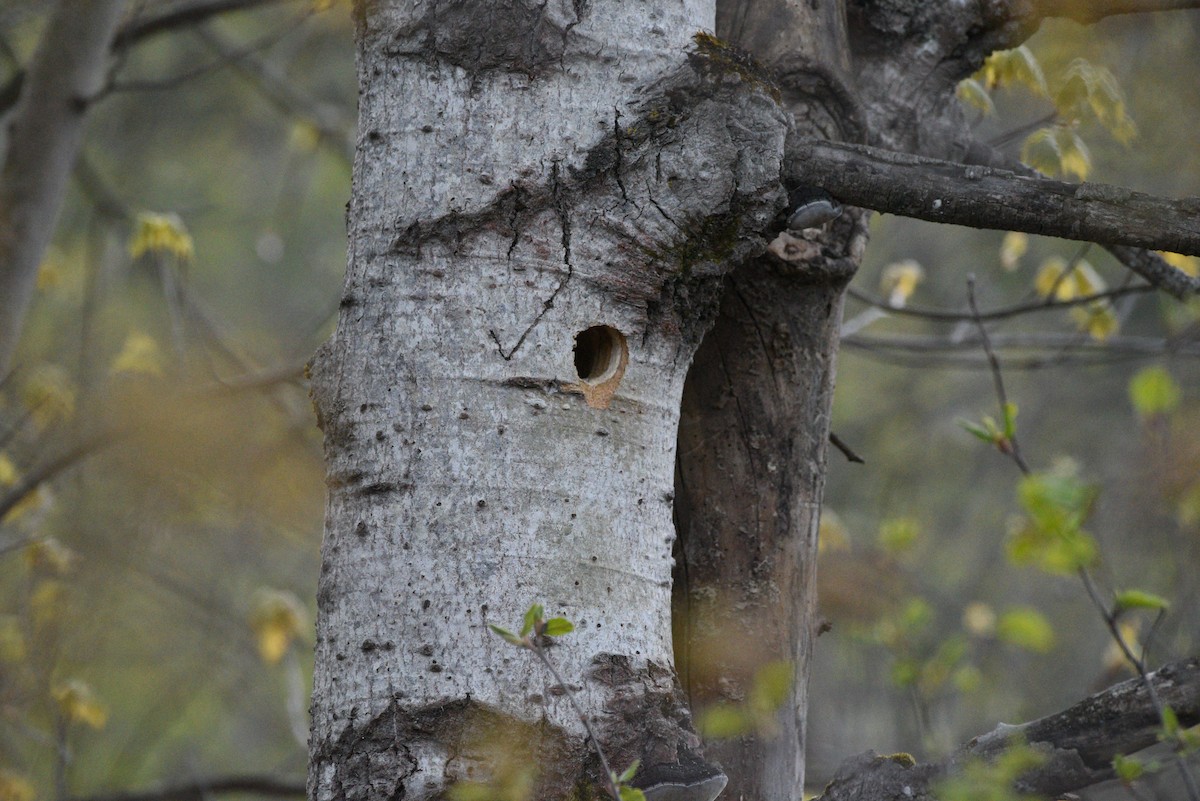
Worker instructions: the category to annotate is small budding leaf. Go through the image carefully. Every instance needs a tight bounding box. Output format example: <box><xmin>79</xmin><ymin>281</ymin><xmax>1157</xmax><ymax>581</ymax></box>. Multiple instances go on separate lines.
<box><xmin>997</xmin><ymin>607</ymin><xmax>1056</xmax><ymax>653</ymax></box>
<box><xmin>619</xmin><ymin>788</ymin><xmax>647</xmax><ymax>801</ymax></box>
<box><xmin>1161</xmin><ymin>705</ymin><xmax>1181</xmax><ymax>739</ymax></box>
<box><xmin>1002</xmin><ymin>403</ymin><xmax>1018</xmax><ymax>439</ymax></box>
<box><xmin>1113</xmin><ymin>589</ymin><xmax>1170</xmax><ymax>614</ymax></box>
<box><xmin>1129</xmin><ymin>366</ymin><xmax>1181</xmax><ymax>420</ymax></box>
<box><xmin>542</xmin><ymin>617</ymin><xmax>574</xmax><ymax>637</ymax></box>
<box><xmin>976</xmin><ymin>46</ymin><xmax>1048</xmax><ymax>95</ymax></box>
<box><xmin>488</xmin><ymin>625</ymin><xmax>524</xmax><ymax>647</ymax></box>
<box><xmin>520</xmin><ymin>604</ymin><xmax>543</xmax><ymax>637</ymax></box>
<box><xmin>1113</xmin><ymin>753</ymin><xmax>1145</xmax><ymax>783</ymax></box>
<box><xmin>697</xmin><ymin>704</ymin><xmax>752</xmax><ymax>739</ymax></box>
<box><xmin>619</xmin><ymin>760</ymin><xmax>641</xmax><ymax>783</ymax></box>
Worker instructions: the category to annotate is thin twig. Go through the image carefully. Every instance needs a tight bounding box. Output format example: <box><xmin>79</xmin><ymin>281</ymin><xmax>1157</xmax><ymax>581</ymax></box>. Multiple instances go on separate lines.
<box><xmin>964</xmin><ymin>278</ymin><xmax>1200</xmax><ymax>801</ymax></box>
<box><xmin>528</xmin><ymin>641</ymin><xmax>623</xmax><ymax>801</ymax></box>
<box><xmin>965</xmin><ymin>277</ymin><xmax>1031</xmax><ymax>474</ymax></box>
<box><xmin>846</xmin><ymin>283</ymin><xmax>1153</xmax><ymax>324</ymax></box>
<box><xmin>828</xmin><ymin>431</ymin><xmax>866</xmax><ymax>464</ymax></box>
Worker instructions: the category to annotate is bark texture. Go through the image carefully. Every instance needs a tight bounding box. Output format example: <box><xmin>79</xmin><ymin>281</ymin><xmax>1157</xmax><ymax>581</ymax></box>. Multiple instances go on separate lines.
<box><xmin>0</xmin><ymin>0</ymin><xmax>127</xmax><ymax>376</ymax></box>
<box><xmin>308</xmin><ymin>3</ymin><xmax>794</xmax><ymax>799</ymax></box>
<box><xmin>672</xmin><ymin>5</ymin><xmax>864</xmax><ymax>799</ymax></box>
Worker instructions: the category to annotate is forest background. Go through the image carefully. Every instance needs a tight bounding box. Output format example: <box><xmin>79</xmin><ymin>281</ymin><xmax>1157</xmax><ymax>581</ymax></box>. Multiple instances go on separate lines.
<box><xmin>2</xmin><ymin>1</ymin><xmax>1199</xmax><ymax>798</ymax></box>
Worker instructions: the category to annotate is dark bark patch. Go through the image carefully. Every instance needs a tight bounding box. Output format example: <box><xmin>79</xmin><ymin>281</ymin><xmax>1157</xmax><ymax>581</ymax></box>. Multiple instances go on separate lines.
<box><xmin>313</xmin><ymin>699</ymin><xmax>581</xmax><ymax>801</ymax></box>
<box><xmin>390</xmin><ymin>0</ymin><xmax>588</xmax><ymax>77</ymax></box>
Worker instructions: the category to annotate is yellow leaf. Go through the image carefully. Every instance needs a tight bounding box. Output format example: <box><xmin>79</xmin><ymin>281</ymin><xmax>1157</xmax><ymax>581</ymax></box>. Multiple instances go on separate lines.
<box><xmin>880</xmin><ymin>259</ymin><xmax>924</xmax><ymax>307</ymax></box>
<box><xmin>976</xmin><ymin>46</ymin><xmax>1048</xmax><ymax>96</ymax></box>
<box><xmin>289</xmin><ymin>121</ymin><xmax>323</xmax><ymax>153</ymax></box>
<box><xmin>1020</xmin><ymin>127</ymin><xmax>1062</xmax><ymax>176</ymax></box>
<box><xmin>999</xmin><ymin>232</ymin><xmax>1028</xmax><ymax>272</ymax></box>
<box><xmin>955</xmin><ymin>79</ymin><xmax>994</xmax><ymax>116</ymax></box>
<box><xmin>129</xmin><ymin>212</ymin><xmax>194</xmax><ymax>261</ymax></box>
<box><xmin>111</xmin><ymin>331</ymin><xmax>165</xmax><ymax>378</ymax></box>
<box><xmin>21</xmin><ymin>364</ymin><xmax>76</xmax><ymax>428</ymax></box>
<box><xmin>250</xmin><ymin>588</ymin><xmax>309</xmax><ymax>664</ymax></box>
<box><xmin>0</xmin><ymin>616</ymin><xmax>26</xmax><ymax>663</ymax></box>
<box><xmin>0</xmin><ymin>770</ymin><xmax>36</xmax><ymax>801</ymax></box>
<box><xmin>0</xmin><ymin>454</ymin><xmax>47</xmax><ymax>524</ymax></box>
<box><xmin>53</xmin><ymin>679</ymin><xmax>108</xmax><ymax>729</ymax></box>
<box><xmin>1159</xmin><ymin>251</ymin><xmax>1200</xmax><ymax>278</ymax></box>
<box><xmin>1034</xmin><ymin>257</ymin><xmax>1071</xmax><ymax>299</ymax></box>
<box><xmin>1070</xmin><ymin>303</ymin><xmax>1118</xmax><ymax>341</ymax></box>
<box><xmin>31</xmin><ymin>580</ymin><xmax>65</xmax><ymax>627</ymax></box>
<box><xmin>24</xmin><ymin>537</ymin><xmax>74</xmax><ymax>575</ymax></box>
<box><xmin>1055</xmin><ymin>126</ymin><xmax>1091</xmax><ymax>181</ymax></box>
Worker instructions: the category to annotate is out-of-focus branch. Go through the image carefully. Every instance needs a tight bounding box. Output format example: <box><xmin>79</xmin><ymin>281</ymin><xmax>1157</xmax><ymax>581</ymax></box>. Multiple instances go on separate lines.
<box><xmin>846</xmin><ymin>284</ymin><xmax>1154</xmax><ymax>324</ymax></box>
<box><xmin>0</xmin><ymin>0</ymin><xmax>127</xmax><ymax>377</ymax></box>
<box><xmin>194</xmin><ymin>24</ymin><xmax>354</xmax><ymax>163</ymax></box>
<box><xmin>1030</xmin><ymin>0</ymin><xmax>1200</xmax><ymax>24</ymax></box>
<box><xmin>789</xmin><ymin>140</ymin><xmax>1200</xmax><ymax>297</ymax></box>
<box><xmin>112</xmin><ymin>0</ymin><xmax>296</xmax><ymax>49</ymax></box>
<box><xmin>63</xmin><ymin>775</ymin><xmax>305</xmax><ymax>801</ymax></box>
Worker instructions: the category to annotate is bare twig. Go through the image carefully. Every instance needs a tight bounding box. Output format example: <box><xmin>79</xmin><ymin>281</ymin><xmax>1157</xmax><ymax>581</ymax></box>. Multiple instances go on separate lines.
<box><xmin>828</xmin><ymin>432</ymin><xmax>865</xmax><ymax>464</ymax></box>
<box><xmin>845</xmin><ymin>283</ymin><xmax>1153</xmax><ymax>324</ymax></box>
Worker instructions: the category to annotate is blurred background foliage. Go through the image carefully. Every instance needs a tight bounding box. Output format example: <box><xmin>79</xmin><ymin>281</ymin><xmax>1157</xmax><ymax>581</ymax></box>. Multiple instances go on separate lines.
<box><xmin>0</xmin><ymin>2</ymin><xmax>1198</xmax><ymax>798</ymax></box>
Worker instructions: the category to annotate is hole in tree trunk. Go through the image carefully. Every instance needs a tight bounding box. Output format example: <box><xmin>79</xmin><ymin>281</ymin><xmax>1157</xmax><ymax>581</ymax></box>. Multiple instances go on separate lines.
<box><xmin>570</xmin><ymin>325</ymin><xmax>627</xmax><ymax>410</ymax></box>
<box><xmin>573</xmin><ymin>325</ymin><xmax>624</xmax><ymax>384</ymax></box>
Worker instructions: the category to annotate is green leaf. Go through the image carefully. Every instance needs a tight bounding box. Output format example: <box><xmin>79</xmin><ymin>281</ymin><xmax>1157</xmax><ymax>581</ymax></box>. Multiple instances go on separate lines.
<box><xmin>520</xmin><ymin>604</ymin><xmax>543</xmax><ymax>637</ymax></box>
<box><xmin>542</xmin><ymin>617</ymin><xmax>574</xmax><ymax>637</ymax></box>
<box><xmin>1113</xmin><ymin>754</ymin><xmax>1145</xmax><ymax>783</ymax></box>
<box><xmin>959</xmin><ymin>419</ymin><xmax>996</xmax><ymax>443</ymax></box>
<box><xmin>696</xmin><ymin>704</ymin><xmax>751</xmax><ymax>739</ymax></box>
<box><xmin>1113</xmin><ymin>589</ymin><xmax>1170</xmax><ymax>614</ymax></box>
<box><xmin>446</xmin><ymin>782</ymin><xmax>494</xmax><ymax>801</ymax></box>
<box><xmin>619</xmin><ymin>787</ymin><xmax>646</xmax><ymax>801</ymax></box>
<box><xmin>488</xmin><ymin>624</ymin><xmax>524</xmax><ymax>647</ymax></box>
<box><xmin>1008</xmin><ymin>464</ymin><xmax>1099</xmax><ymax>575</ymax></box>
<box><xmin>618</xmin><ymin>760</ymin><xmax>641</xmax><ymax>783</ymax></box>
<box><xmin>1161</xmin><ymin>705</ymin><xmax>1181</xmax><ymax>739</ymax></box>
<box><xmin>997</xmin><ymin>607</ymin><xmax>1056</xmax><ymax>653</ymax></box>
<box><xmin>1129</xmin><ymin>366</ymin><xmax>1181</xmax><ymax>420</ymax></box>
<box><xmin>1002</xmin><ymin>402</ymin><xmax>1018</xmax><ymax>439</ymax></box>
<box><xmin>1021</xmin><ymin>126</ymin><xmax>1062</xmax><ymax>176</ymax></box>
<box><xmin>749</xmin><ymin>661</ymin><xmax>794</xmax><ymax>713</ymax></box>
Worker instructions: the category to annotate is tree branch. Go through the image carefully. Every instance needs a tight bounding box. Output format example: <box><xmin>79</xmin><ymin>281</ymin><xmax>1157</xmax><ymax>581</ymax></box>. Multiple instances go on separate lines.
<box><xmin>111</xmin><ymin>0</ymin><xmax>296</xmax><ymax>49</ymax></box>
<box><xmin>0</xmin><ymin>0</ymin><xmax>128</xmax><ymax>377</ymax></box>
<box><xmin>1031</xmin><ymin>0</ymin><xmax>1200</xmax><ymax>24</ymax></box>
<box><xmin>790</xmin><ymin>140</ymin><xmax>1200</xmax><ymax>296</ymax></box>
<box><xmin>815</xmin><ymin>657</ymin><xmax>1200</xmax><ymax>801</ymax></box>
<box><xmin>63</xmin><ymin>775</ymin><xmax>305</xmax><ymax>801</ymax></box>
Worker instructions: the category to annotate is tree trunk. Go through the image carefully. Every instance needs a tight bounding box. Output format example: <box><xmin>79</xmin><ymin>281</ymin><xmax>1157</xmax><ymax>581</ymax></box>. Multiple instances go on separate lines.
<box><xmin>673</xmin><ymin>5</ymin><xmax>863</xmax><ymax>799</ymax></box>
<box><xmin>307</xmin><ymin>3</ymin><xmax>792</xmax><ymax>799</ymax></box>
<box><xmin>0</xmin><ymin>0</ymin><xmax>127</xmax><ymax>377</ymax></box>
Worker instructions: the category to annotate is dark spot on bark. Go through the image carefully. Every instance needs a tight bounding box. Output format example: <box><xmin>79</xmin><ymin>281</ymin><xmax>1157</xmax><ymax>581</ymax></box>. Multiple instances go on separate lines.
<box><xmin>422</xmin><ymin>599</ymin><xmax>431</xmax><ymax>610</ymax></box>
<box><xmin>361</xmin><ymin>640</ymin><xmax>377</xmax><ymax>652</ymax></box>
<box><xmin>429</xmin><ymin>663</ymin><xmax>443</xmax><ymax>673</ymax></box>
<box><xmin>390</xmin><ymin>0</ymin><xmax>589</xmax><ymax>77</ymax></box>
<box><xmin>356</xmin><ymin>521</ymin><xmax>369</xmax><ymax>537</ymax></box>
<box><xmin>418</xmin><ymin>644</ymin><xmax>434</xmax><ymax>656</ymax></box>
<box><xmin>476</xmin><ymin>499</ymin><xmax>487</xmax><ymax>508</ymax></box>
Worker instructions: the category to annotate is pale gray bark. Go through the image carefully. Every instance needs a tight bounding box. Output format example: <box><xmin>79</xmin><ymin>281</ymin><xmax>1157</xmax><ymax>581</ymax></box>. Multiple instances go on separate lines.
<box><xmin>307</xmin><ymin>3</ymin><xmax>792</xmax><ymax>799</ymax></box>
<box><xmin>0</xmin><ymin>0</ymin><xmax>127</xmax><ymax>377</ymax></box>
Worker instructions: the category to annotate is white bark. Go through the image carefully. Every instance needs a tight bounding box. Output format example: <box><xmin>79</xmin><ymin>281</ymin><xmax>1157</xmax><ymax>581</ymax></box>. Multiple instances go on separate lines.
<box><xmin>308</xmin><ymin>2</ymin><xmax>791</xmax><ymax>798</ymax></box>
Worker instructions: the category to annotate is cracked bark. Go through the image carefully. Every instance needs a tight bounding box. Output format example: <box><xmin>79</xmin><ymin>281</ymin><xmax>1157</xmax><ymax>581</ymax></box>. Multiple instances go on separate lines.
<box><xmin>307</xmin><ymin>3</ymin><xmax>793</xmax><ymax>799</ymax></box>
